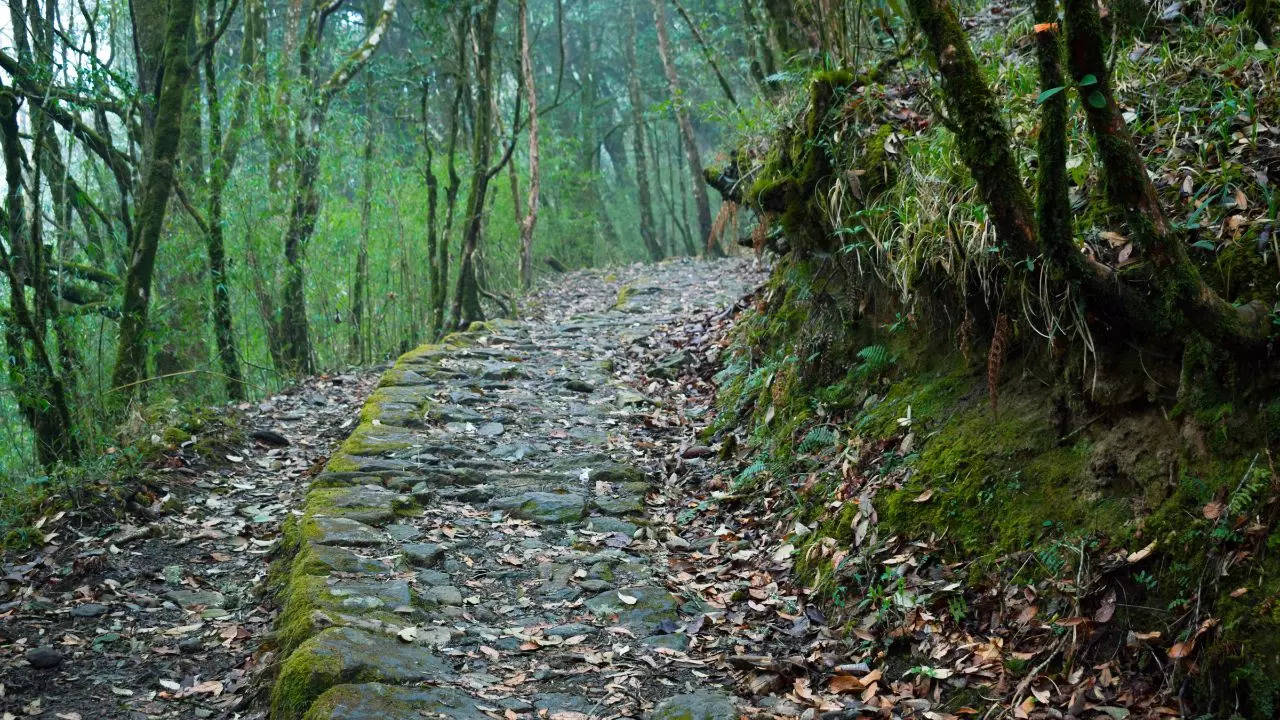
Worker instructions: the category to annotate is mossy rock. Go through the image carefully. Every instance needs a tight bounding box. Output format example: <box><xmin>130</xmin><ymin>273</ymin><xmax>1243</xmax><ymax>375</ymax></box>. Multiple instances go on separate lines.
<box><xmin>303</xmin><ymin>485</ymin><xmax>412</xmax><ymax>528</ymax></box>
<box><xmin>275</xmin><ymin>574</ymin><xmax>412</xmax><ymax>654</ymax></box>
<box><xmin>296</xmin><ymin>515</ymin><xmax>386</xmax><ymax>547</ymax></box>
<box><xmin>585</xmin><ymin>586</ymin><xmax>678</xmax><ymax>628</ymax></box>
<box><xmin>488</xmin><ymin>491</ymin><xmax>586</xmax><ymax>524</ymax></box>
<box><xmin>270</xmin><ymin>627</ymin><xmax>447</xmax><ymax>720</ymax></box>
<box><xmin>650</xmin><ymin>691</ymin><xmax>738</xmax><ymax>720</ymax></box>
<box><xmin>338</xmin><ymin>423</ymin><xmax>419</xmax><ymax>459</ymax></box>
<box><xmin>292</xmin><ymin>543</ymin><xmax>394</xmax><ymax>577</ymax></box>
<box><xmin>303</xmin><ymin>683</ymin><xmax>489</xmax><ymax>720</ymax></box>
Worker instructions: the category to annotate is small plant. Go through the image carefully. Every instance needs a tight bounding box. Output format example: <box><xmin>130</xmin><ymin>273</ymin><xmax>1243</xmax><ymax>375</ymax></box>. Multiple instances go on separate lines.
<box><xmin>798</xmin><ymin>426</ymin><xmax>837</xmax><ymax>453</ymax></box>
<box><xmin>1134</xmin><ymin>570</ymin><xmax>1158</xmax><ymax>592</ymax></box>
<box><xmin>853</xmin><ymin>344</ymin><xmax>895</xmax><ymax>382</ymax></box>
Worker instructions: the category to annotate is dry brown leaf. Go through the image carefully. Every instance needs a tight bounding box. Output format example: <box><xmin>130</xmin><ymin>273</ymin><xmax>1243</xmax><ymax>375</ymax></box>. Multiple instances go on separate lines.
<box><xmin>829</xmin><ymin>674</ymin><xmax>863</xmax><ymax>693</ymax></box>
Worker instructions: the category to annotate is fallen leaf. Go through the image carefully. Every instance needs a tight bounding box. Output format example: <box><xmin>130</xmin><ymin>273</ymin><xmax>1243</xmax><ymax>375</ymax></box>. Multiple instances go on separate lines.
<box><xmin>829</xmin><ymin>674</ymin><xmax>863</xmax><ymax>693</ymax></box>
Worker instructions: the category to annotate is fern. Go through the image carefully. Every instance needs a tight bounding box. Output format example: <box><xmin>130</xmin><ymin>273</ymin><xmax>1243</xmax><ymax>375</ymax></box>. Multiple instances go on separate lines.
<box><xmin>732</xmin><ymin>459</ymin><xmax>767</xmax><ymax>490</ymax></box>
<box><xmin>853</xmin><ymin>344</ymin><xmax>894</xmax><ymax>381</ymax></box>
<box><xmin>1227</xmin><ymin>462</ymin><xmax>1269</xmax><ymax>516</ymax></box>
<box><xmin>799</xmin><ymin>426</ymin><xmax>837</xmax><ymax>453</ymax></box>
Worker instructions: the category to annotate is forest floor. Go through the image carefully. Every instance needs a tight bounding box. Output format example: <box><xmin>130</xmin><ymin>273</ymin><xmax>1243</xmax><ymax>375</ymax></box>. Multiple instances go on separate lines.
<box><xmin>0</xmin><ymin>364</ymin><xmax>382</xmax><ymax>718</ymax></box>
<box><xmin>3</xmin><ymin>257</ymin><xmax>927</xmax><ymax>720</ymax></box>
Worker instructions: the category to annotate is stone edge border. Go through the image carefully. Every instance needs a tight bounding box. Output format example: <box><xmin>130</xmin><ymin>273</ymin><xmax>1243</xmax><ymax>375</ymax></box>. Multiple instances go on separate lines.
<box><xmin>262</xmin><ymin>320</ymin><xmax>519</xmax><ymax>720</ymax></box>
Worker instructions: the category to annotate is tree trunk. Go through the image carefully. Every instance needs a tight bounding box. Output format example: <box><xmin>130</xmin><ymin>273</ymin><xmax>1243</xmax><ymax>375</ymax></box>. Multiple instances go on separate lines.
<box><xmin>671</xmin><ymin>0</ymin><xmax>742</xmax><ymax>112</ymax></box>
<box><xmin>1</xmin><ymin>89</ymin><xmax>79</xmax><ymax>466</ymax></box>
<box><xmin>1246</xmin><ymin>0</ymin><xmax>1274</xmax><ymax>46</ymax></box>
<box><xmin>518</xmin><ymin>0</ymin><xmax>541</xmax><ymax>289</ymax></box>
<box><xmin>421</xmin><ymin>82</ymin><xmax>442</xmax><ymax>341</ymax></box>
<box><xmin>650</xmin><ymin>0</ymin><xmax>717</xmax><ymax>256</ymax></box>
<box><xmin>1033</xmin><ymin>0</ymin><xmax>1074</xmax><ymax>263</ymax></box>
<box><xmin>112</xmin><ymin>0</ymin><xmax>198</xmax><ymax>400</ymax></box>
<box><xmin>628</xmin><ymin>0</ymin><xmax>663</xmax><ymax>261</ymax></box>
<box><xmin>1062</xmin><ymin>0</ymin><xmax>1267</xmax><ymax>344</ymax></box>
<box><xmin>277</xmin><ymin>0</ymin><xmax>398</xmax><ymax>373</ymax></box>
<box><xmin>434</xmin><ymin>9</ymin><xmax>469</xmax><ymax>339</ymax></box>
<box><xmin>742</xmin><ymin>0</ymin><xmax>775</xmax><ymax>84</ymax></box>
<box><xmin>202</xmin><ymin>0</ymin><xmax>260</xmax><ymax>401</ymax></box>
<box><xmin>761</xmin><ymin>0</ymin><xmax>803</xmax><ymax>60</ymax></box>
<box><xmin>450</xmin><ymin>0</ymin><xmax>500</xmax><ymax>330</ymax></box>
<box><xmin>351</xmin><ymin>117</ymin><xmax>374</xmax><ymax>363</ymax></box>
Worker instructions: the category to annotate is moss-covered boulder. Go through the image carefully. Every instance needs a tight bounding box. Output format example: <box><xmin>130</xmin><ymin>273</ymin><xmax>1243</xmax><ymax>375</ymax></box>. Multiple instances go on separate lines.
<box><xmin>649</xmin><ymin>691</ymin><xmax>738</xmax><ymax>720</ymax></box>
<box><xmin>303</xmin><ymin>683</ymin><xmax>489</xmax><ymax>720</ymax></box>
<box><xmin>270</xmin><ymin>627</ymin><xmax>447</xmax><ymax>720</ymax></box>
<box><xmin>488</xmin><ymin>490</ymin><xmax>586</xmax><ymax>524</ymax></box>
<box><xmin>585</xmin><ymin>586</ymin><xmax>678</xmax><ymax>629</ymax></box>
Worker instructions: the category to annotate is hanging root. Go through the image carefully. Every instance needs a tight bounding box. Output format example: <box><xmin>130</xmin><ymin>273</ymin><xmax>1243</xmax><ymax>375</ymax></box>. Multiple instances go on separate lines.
<box><xmin>957</xmin><ymin>308</ymin><xmax>975</xmax><ymax>362</ymax></box>
<box><xmin>988</xmin><ymin>312</ymin><xmax>1011</xmax><ymax>414</ymax></box>
<box><xmin>710</xmin><ymin>200</ymin><xmax>740</xmax><ymax>250</ymax></box>
<box><xmin>751</xmin><ymin>212</ymin><xmax>777</xmax><ymax>253</ymax></box>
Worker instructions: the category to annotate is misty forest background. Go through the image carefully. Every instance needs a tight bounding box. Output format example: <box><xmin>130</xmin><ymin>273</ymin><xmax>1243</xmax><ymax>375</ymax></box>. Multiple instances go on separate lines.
<box><xmin>0</xmin><ymin>0</ymin><xmax>792</xmax><ymax>507</ymax></box>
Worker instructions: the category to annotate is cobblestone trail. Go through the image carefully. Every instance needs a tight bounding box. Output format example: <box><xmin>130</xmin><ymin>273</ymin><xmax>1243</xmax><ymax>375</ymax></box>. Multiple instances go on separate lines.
<box><xmin>268</xmin><ymin>259</ymin><xmax>762</xmax><ymax>720</ymax></box>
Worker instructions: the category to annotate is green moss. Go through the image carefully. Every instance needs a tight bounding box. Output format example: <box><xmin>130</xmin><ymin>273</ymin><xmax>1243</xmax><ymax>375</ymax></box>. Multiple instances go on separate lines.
<box><xmin>394</xmin><ymin>342</ymin><xmax>446</xmax><ymax>366</ymax></box>
<box><xmin>338</xmin><ymin>422</ymin><xmax>412</xmax><ymax>457</ymax></box>
<box><xmin>614</xmin><ymin>284</ymin><xmax>634</xmax><ymax>310</ymax></box>
<box><xmin>324</xmin><ymin>452</ymin><xmax>360</xmax><ymax>474</ymax></box>
<box><xmin>270</xmin><ymin>633</ymin><xmax>343</xmax><ymax>720</ymax></box>
<box><xmin>160</xmin><ymin>426</ymin><xmax>191</xmax><ymax>445</ymax></box>
<box><xmin>301</xmin><ymin>684</ymin><xmax>415</xmax><ymax>719</ymax></box>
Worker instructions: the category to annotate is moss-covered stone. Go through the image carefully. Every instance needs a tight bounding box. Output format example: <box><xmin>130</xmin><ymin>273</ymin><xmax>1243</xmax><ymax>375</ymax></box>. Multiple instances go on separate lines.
<box><xmin>270</xmin><ymin>627</ymin><xmax>447</xmax><ymax>720</ymax></box>
<box><xmin>303</xmin><ymin>683</ymin><xmax>490</xmax><ymax>720</ymax></box>
<box><xmin>275</xmin><ymin>573</ymin><xmax>413</xmax><ymax>654</ymax></box>
<box><xmin>338</xmin><ymin>423</ymin><xmax>417</xmax><ymax>458</ymax></box>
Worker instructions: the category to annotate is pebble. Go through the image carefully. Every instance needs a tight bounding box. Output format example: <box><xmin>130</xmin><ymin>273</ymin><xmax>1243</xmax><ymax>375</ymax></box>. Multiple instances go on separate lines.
<box><xmin>70</xmin><ymin>603</ymin><xmax>108</xmax><ymax>618</ymax></box>
<box><xmin>25</xmin><ymin>646</ymin><xmax>63</xmax><ymax>670</ymax></box>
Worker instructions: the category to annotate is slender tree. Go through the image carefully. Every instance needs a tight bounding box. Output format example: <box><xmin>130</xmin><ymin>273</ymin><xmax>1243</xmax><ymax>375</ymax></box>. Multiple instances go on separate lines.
<box><xmin>518</xmin><ymin>0</ymin><xmax>542</xmax><ymax>289</ymax></box>
<box><xmin>650</xmin><ymin>0</ymin><xmax>717</xmax><ymax>256</ymax></box>
<box><xmin>277</xmin><ymin>0</ymin><xmax>398</xmax><ymax>373</ymax></box>
<box><xmin>628</xmin><ymin>0</ymin><xmax>663</xmax><ymax>261</ymax></box>
<box><xmin>450</xmin><ymin>0</ymin><xmax>501</xmax><ymax>329</ymax></box>
<box><xmin>112</xmin><ymin>0</ymin><xmax>200</xmax><ymax>401</ymax></box>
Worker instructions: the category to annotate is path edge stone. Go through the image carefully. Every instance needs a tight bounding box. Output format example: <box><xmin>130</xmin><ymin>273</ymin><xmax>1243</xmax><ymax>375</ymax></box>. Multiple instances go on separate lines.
<box><xmin>263</xmin><ymin>321</ymin><xmax>517</xmax><ymax>720</ymax></box>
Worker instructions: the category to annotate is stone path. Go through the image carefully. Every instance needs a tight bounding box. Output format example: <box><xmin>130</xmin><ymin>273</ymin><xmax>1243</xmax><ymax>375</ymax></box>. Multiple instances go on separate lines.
<box><xmin>268</xmin><ymin>259</ymin><xmax>762</xmax><ymax>720</ymax></box>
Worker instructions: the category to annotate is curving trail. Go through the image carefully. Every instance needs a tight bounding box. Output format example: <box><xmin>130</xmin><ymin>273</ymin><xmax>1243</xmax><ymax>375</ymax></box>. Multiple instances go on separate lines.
<box><xmin>269</xmin><ymin>258</ymin><xmax>772</xmax><ymax>720</ymax></box>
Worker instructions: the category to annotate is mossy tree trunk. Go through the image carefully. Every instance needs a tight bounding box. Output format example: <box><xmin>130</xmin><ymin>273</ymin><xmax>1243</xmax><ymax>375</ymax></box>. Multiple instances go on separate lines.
<box><xmin>350</xmin><ymin>108</ymin><xmax>375</xmax><ymax>364</ymax></box>
<box><xmin>201</xmin><ymin>0</ymin><xmax>262</xmax><ymax>401</ymax></box>
<box><xmin>277</xmin><ymin>0</ymin><xmax>398</xmax><ymax>374</ymax></box>
<box><xmin>1062</xmin><ymin>0</ymin><xmax>1268</xmax><ymax>346</ymax></box>
<box><xmin>1032</xmin><ymin>0</ymin><xmax>1074</xmax><ymax>263</ymax></box>
<box><xmin>429</xmin><ymin>10</ymin><xmax>469</xmax><ymax>339</ymax></box>
<box><xmin>903</xmin><ymin>0</ymin><xmax>1039</xmax><ymax>263</ymax></box>
<box><xmin>904</xmin><ymin>0</ymin><xmax>1152</xmax><ymax>338</ymax></box>
<box><xmin>112</xmin><ymin>0</ymin><xmax>198</xmax><ymax>402</ymax></box>
<box><xmin>450</xmin><ymin>0</ymin><xmax>500</xmax><ymax>330</ymax></box>
<box><xmin>1</xmin><ymin>89</ymin><xmax>80</xmax><ymax>467</ymax></box>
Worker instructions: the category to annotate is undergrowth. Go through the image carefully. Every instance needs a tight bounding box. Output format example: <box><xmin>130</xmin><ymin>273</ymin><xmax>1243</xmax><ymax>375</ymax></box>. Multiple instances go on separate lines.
<box><xmin>708</xmin><ymin>6</ymin><xmax>1280</xmax><ymax>716</ymax></box>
